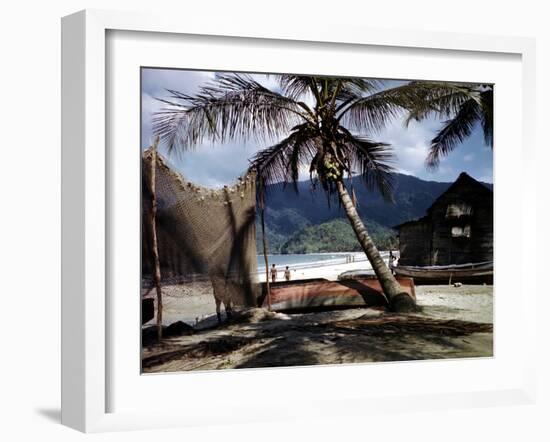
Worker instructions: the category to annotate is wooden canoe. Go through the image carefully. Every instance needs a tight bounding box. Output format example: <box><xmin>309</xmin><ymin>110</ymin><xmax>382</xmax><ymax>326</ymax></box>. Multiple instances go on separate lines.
<box><xmin>259</xmin><ymin>276</ymin><xmax>415</xmax><ymax>312</ymax></box>
<box><xmin>391</xmin><ymin>261</ymin><xmax>493</xmax><ymax>285</ymax></box>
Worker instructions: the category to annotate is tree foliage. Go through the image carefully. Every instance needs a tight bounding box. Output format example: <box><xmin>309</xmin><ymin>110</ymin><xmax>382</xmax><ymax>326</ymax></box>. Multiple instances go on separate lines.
<box><xmin>153</xmin><ymin>74</ymin><xmax>430</xmax><ymax>201</ymax></box>
<box><xmin>404</xmin><ymin>82</ymin><xmax>493</xmax><ymax>169</ymax></box>
<box><xmin>279</xmin><ymin>219</ymin><xmax>397</xmax><ymax>254</ymax></box>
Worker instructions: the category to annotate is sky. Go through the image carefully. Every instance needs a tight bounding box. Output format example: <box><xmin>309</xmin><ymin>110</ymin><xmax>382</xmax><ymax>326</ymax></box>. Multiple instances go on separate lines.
<box><xmin>141</xmin><ymin>68</ymin><xmax>493</xmax><ymax>188</ymax></box>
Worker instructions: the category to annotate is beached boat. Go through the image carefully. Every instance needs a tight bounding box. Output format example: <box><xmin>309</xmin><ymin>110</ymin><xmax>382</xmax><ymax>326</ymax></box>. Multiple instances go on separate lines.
<box><xmin>259</xmin><ymin>276</ymin><xmax>415</xmax><ymax>312</ymax></box>
<box><xmin>390</xmin><ymin>261</ymin><xmax>493</xmax><ymax>284</ymax></box>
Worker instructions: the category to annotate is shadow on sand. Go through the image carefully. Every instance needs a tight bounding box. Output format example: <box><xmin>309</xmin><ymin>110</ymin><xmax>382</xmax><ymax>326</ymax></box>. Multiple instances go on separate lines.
<box><xmin>142</xmin><ymin>310</ymin><xmax>493</xmax><ymax>372</ymax></box>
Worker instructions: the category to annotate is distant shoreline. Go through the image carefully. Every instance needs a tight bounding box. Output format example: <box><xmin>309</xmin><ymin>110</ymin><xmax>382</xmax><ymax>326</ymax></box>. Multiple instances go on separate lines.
<box><xmin>256</xmin><ymin>252</ymin><xmax>380</xmax><ymax>283</ymax></box>
<box><xmin>142</xmin><ymin>251</ymin><xmax>390</xmax><ymax>288</ymax></box>
<box><xmin>256</xmin><ymin>251</ymin><xmax>393</xmax><ymax>281</ymax></box>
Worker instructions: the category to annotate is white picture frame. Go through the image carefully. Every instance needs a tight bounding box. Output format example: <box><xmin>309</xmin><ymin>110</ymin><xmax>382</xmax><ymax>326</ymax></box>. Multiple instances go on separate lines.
<box><xmin>61</xmin><ymin>9</ymin><xmax>537</xmax><ymax>433</ymax></box>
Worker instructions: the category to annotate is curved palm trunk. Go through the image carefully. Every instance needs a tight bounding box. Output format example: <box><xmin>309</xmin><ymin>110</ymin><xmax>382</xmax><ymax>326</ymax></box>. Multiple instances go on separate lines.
<box><xmin>336</xmin><ymin>180</ymin><xmax>416</xmax><ymax>312</ymax></box>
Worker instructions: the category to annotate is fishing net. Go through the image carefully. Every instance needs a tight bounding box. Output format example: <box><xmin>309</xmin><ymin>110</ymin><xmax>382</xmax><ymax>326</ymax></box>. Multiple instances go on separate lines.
<box><xmin>141</xmin><ymin>149</ymin><xmax>260</xmax><ymax>307</ymax></box>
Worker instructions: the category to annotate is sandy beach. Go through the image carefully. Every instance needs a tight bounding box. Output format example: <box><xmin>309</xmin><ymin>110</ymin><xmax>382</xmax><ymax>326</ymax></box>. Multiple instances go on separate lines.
<box><xmin>141</xmin><ymin>254</ymin><xmax>493</xmax><ymax>372</ymax></box>
<box><xmin>142</xmin><ymin>252</ymin><xmax>383</xmax><ymax>326</ymax></box>
<box><xmin>257</xmin><ymin>252</ymin><xmax>379</xmax><ymax>282</ymax></box>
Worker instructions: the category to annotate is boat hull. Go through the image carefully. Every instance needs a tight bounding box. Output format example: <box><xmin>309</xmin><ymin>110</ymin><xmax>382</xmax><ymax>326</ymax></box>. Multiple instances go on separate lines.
<box><xmin>392</xmin><ymin>262</ymin><xmax>493</xmax><ymax>285</ymax></box>
<box><xmin>259</xmin><ymin>276</ymin><xmax>415</xmax><ymax>312</ymax></box>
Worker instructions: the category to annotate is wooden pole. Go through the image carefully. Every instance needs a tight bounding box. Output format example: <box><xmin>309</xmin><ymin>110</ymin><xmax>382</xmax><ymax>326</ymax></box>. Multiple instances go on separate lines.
<box><xmin>149</xmin><ymin>136</ymin><xmax>163</xmax><ymax>342</ymax></box>
<box><xmin>259</xmin><ymin>189</ymin><xmax>271</xmax><ymax>311</ymax></box>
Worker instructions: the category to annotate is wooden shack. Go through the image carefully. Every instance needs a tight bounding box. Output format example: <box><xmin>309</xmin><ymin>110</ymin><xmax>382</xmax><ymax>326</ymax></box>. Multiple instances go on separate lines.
<box><xmin>394</xmin><ymin>172</ymin><xmax>493</xmax><ymax>266</ymax></box>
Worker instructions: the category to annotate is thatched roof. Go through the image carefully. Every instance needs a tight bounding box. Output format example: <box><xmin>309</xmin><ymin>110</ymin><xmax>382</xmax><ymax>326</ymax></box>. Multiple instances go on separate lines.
<box><xmin>392</xmin><ymin>172</ymin><xmax>493</xmax><ymax>230</ymax></box>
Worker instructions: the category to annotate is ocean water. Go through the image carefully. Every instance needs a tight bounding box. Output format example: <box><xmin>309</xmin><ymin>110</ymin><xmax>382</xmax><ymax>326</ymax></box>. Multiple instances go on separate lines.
<box><xmin>256</xmin><ymin>252</ymin><xmax>387</xmax><ymax>273</ymax></box>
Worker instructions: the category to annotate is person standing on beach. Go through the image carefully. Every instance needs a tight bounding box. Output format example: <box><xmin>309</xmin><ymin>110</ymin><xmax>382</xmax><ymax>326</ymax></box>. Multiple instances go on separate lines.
<box><xmin>270</xmin><ymin>264</ymin><xmax>278</xmax><ymax>283</ymax></box>
<box><xmin>284</xmin><ymin>266</ymin><xmax>291</xmax><ymax>281</ymax></box>
<box><xmin>389</xmin><ymin>250</ymin><xmax>398</xmax><ymax>274</ymax></box>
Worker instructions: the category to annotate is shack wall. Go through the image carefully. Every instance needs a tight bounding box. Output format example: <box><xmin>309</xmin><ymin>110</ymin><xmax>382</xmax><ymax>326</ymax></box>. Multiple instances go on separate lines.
<box><xmin>470</xmin><ymin>201</ymin><xmax>494</xmax><ymax>262</ymax></box>
<box><xmin>396</xmin><ymin>173</ymin><xmax>493</xmax><ymax>267</ymax></box>
<box><xmin>427</xmin><ymin>176</ymin><xmax>493</xmax><ymax>266</ymax></box>
<box><xmin>398</xmin><ymin>220</ymin><xmax>432</xmax><ymax>266</ymax></box>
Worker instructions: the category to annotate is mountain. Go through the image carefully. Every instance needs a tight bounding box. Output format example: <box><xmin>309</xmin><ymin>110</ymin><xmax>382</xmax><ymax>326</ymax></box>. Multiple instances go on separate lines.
<box><xmin>256</xmin><ymin>173</ymin><xmax>491</xmax><ymax>254</ymax></box>
<box><xmin>280</xmin><ymin>219</ymin><xmax>398</xmax><ymax>254</ymax></box>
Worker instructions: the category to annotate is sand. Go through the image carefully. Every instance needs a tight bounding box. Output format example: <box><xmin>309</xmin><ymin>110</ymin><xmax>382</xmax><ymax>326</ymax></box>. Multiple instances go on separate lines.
<box><xmin>142</xmin><ymin>280</ymin><xmax>216</xmax><ymax>327</ymax></box>
<box><xmin>142</xmin><ymin>282</ymin><xmax>493</xmax><ymax>373</ymax></box>
<box><xmin>258</xmin><ymin>252</ymin><xmax>378</xmax><ymax>283</ymax></box>
<box><xmin>142</xmin><ymin>253</ymin><xmax>383</xmax><ymax>326</ymax></box>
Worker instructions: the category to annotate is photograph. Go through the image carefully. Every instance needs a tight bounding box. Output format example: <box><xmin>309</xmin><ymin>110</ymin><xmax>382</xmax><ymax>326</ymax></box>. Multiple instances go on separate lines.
<box><xmin>0</xmin><ymin>0</ymin><xmax>545</xmax><ymax>438</ymax></box>
<box><xmin>140</xmin><ymin>68</ymin><xmax>494</xmax><ymax>373</ymax></box>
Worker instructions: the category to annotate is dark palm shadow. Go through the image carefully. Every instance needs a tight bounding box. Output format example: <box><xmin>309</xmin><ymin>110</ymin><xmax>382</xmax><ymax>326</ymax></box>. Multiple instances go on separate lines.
<box><xmin>235</xmin><ymin>334</ymin><xmax>320</xmax><ymax>369</ymax></box>
<box><xmin>324</xmin><ymin>315</ymin><xmax>492</xmax><ymax>362</ymax></box>
<box><xmin>337</xmin><ymin>279</ymin><xmax>389</xmax><ymax>306</ymax></box>
<box><xmin>223</xmin><ymin>190</ymin><xmax>259</xmax><ymax>307</ymax></box>
<box><xmin>142</xmin><ymin>312</ymin><xmax>493</xmax><ymax>371</ymax></box>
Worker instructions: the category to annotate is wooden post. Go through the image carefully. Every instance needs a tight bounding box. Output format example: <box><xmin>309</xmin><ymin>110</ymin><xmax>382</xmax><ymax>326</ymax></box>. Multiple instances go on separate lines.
<box><xmin>259</xmin><ymin>188</ymin><xmax>271</xmax><ymax>311</ymax></box>
<box><xmin>149</xmin><ymin>136</ymin><xmax>163</xmax><ymax>342</ymax></box>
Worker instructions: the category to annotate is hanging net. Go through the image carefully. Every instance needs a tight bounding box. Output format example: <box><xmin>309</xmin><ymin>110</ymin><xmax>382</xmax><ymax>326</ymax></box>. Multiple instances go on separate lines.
<box><xmin>141</xmin><ymin>149</ymin><xmax>260</xmax><ymax>308</ymax></box>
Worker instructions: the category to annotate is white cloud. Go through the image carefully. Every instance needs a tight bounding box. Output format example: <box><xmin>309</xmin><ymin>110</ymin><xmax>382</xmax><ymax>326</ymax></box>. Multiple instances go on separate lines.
<box><xmin>141</xmin><ymin>92</ymin><xmax>163</xmax><ymax>147</ymax></box>
<box><xmin>377</xmin><ymin>118</ymin><xmax>436</xmax><ymax>176</ymax></box>
<box><xmin>163</xmin><ymin>139</ymin><xmax>260</xmax><ymax>188</ymax></box>
<box><xmin>396</xmin><ymin>168</ymin><xmax>414</xmax><ymax>176</ymax></box>
<box><xmin>142</xmin><ymin>69</ymin><xmax>214</xmax><ymax>96</ymax></box>
<box><xmin>472</xmin><ymin>167</ymin><xmax>493</xmax><ymax>183</ymax></box>
<box><xmin>478</xmin><ymin>176</ymin><xmax>493</xmax><ymax>183</ymax></box>
<box><xmin>250</xmin><ymin>73</ymin><xmax>281</xmax><ymax>92</ymax></box>
<box><xmin>141</xmin><ymin>69</ymin><xmax>217</xmax><ymax>148</ymax></box>
<box><xmin>142</xmin><ymin>69</ymin><xmax>487</xmax><ymax>186</ymax></box>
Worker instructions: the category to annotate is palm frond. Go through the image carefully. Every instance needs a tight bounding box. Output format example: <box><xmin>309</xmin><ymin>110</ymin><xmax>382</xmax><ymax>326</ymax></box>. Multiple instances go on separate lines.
<box><xmin>403</xmin><ymin>82</ymin><xmax>479</xmax><ymax>126</ymax></box>
<box><xmin>426</xmin><ymin>98</ymin><xmax>481</xmax><ymax>169</ymax></box>
<box><xmin>249</xmin><ymin>126</ymin><xmax>317</xmax><ymax>193</ymax></box>
<box><xmin>336</xmin><ymin>78</ymin><xmax>386</xmax><ymax>102</ymax></box>
<box><xmin>480</xmin><ymin>89</ymin><xmax>493</xmax><ymax>146</ymax></box>
<box><xmin>337</xmin><ymin>83</ymin><xmax>426</xmax><ymax>133</ymax></box>
<box><xmin>152</xmin><ymin>74</ymin><xmax>309</xmax><ymax>152</ymax></box>
<box><xmin>151</xmin><ymin>106</ymin><xmax>193</xmax><ymax>156</ymax></box>
<box><xmin>275</xmin><ymin>75</ymin><xmax>317</xmax><ymax>101</ymax></box>
<box><xmin>338</xmin><ymin>128</ymin><xmax>396</xmax><ymax>202</ymax></box>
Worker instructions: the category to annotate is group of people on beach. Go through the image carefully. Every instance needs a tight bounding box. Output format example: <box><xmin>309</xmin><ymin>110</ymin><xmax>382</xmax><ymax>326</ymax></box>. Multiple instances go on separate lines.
<box><xmin>270</xmin><ymin>264</ymin><xmax>292</xmax><ymax>283</ymax></box>
<box><xmin>345</xmin><ymin>254</ymin><xmax>356</xmax><ymax>263</ymax></box>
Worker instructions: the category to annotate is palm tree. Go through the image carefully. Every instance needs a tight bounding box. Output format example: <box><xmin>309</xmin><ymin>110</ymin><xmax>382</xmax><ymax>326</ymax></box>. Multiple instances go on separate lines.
<box><xmin>404</xmin><ymin>82</ymin><xmax>493</xmax><ymax>169</ymax></box>
<box><xmin>153</xmin><ymin>74</ymin><xmax>419</xmax><ymax>312</ymax></box>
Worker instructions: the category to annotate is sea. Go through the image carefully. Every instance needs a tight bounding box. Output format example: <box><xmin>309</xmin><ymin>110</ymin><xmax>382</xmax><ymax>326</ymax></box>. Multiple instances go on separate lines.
<box><xmin>256</xmin><ymin>251</ymin><xmax>389</xmax><ymax>273</ymax></box>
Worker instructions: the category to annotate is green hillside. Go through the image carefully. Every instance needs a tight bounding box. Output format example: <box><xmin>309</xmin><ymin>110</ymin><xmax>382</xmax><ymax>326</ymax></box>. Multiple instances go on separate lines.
<box><xmin>255</xmin><ymin>173</ymin><xmax>491</xmax><ymax>254</ymax></box>
<box><xmin>279</xmin><ymin>219</ymin><xmax>397</xmax><ymax>254</ymax></box>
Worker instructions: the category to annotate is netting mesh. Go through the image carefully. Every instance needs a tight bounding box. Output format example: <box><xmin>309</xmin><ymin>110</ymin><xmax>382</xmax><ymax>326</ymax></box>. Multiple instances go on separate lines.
<box><xmin>142</xmin><ymin>149</ymin><xmax>260</xmax><ymax>307</ymax></box>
